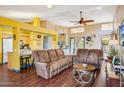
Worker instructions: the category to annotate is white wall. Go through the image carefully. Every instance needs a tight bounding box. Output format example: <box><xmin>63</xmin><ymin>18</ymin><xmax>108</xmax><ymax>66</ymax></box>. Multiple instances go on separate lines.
<box><xmin>70</xmin><ymin>24</ymin><xmax>102</xmax><ymax>49</ymax></box>
<box><xmin>84</xmin><ymin>24</ymin><xmax>102</xmax><ymax>49</ymax></box>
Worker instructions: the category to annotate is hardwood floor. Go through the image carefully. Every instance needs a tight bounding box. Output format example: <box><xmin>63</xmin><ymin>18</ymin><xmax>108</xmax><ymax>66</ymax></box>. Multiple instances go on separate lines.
<box><xmin>0</xmin><ymin>62</ymin><xmax>107</xmax><ymax>87</ymax></box>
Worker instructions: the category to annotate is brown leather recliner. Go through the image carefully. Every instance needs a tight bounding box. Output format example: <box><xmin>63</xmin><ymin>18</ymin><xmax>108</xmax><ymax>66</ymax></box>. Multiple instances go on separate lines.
<box><xmin>73</xmin><ymin>49</ymin><xmax>89</xmax><ymax>63</ymax></box>
<box><xmin>73</xmin><ymin>48</ymin><xmax>103</xmax><ymax>69</ymax></box>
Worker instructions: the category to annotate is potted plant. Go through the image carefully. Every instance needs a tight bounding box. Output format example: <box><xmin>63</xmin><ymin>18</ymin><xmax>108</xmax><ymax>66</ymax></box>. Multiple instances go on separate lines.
<box><xmin>108</xmin><ymin>47</ymin><xmax>118</xmax><ymax>63</ymax></box>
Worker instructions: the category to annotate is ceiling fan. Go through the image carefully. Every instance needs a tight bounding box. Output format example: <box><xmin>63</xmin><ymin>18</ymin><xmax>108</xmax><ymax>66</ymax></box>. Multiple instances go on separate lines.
<box><xmin>70</xmin><ymin>11</ymin><xmax>94</xmax><ymax>25</ymax></box>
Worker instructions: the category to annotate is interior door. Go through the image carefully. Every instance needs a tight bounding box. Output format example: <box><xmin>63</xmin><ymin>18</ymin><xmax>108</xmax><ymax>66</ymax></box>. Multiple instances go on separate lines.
<box><xmin>2</xmin><ymin>38</ymin><xmax>13</xmax><ymax>64</ymax></box>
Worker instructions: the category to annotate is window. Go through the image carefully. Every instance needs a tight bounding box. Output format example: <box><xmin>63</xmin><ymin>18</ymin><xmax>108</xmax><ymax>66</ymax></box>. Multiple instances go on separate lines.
<box><xmin>78</xmin><ymin>37</ymin><xmax>85</xmax><ymax>48</ymax></box>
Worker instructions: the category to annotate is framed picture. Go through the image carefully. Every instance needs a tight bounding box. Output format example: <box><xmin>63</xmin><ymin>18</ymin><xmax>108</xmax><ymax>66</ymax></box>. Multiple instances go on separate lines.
<box><xmin>119</xmin><ymin>23</ymin><xmax>124</xmax><ymax>46</ymax></box>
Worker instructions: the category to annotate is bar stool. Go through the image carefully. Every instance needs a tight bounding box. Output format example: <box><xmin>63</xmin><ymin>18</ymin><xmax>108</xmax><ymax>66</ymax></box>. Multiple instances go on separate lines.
<box><xmin>20</xmin><ymin>55</ymin><xmax>32</xmax><ymax>69</ymax></box>
<box><xmin>20</xmin><ymin>56</ymin><xmax>25</xmax><ymax>69</ymax></box>
<box><xmin>20</xmin><ymin>56</ymin><xmax>22</xmax><ymax>69</ymax></box>
<box><xmin>25</xmin><ymin>55</ymin><xmax>30</xmax><ymax>68</ymax></box>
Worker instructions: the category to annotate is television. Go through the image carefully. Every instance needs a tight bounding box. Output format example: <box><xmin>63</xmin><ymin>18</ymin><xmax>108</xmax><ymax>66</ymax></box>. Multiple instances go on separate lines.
<box><xmin>119</xmin><ymin>23</ymin><xmax>124</xmax><ymax>46</ymax></box>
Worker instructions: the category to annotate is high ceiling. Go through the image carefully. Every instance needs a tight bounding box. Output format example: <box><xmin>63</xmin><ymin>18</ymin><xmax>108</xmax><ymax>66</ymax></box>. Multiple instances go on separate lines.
<box><xmin>0</xmin><ymin>5</ymin><xmax>117</xmax><ymax>27</ymax></box>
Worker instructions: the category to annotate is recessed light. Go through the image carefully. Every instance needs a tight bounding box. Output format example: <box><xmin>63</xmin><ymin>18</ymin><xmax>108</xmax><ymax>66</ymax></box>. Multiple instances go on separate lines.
<box><xmin>47</xmin><ymin>5</ymin><xmax>52</xmax><ymax>8</ymax></box>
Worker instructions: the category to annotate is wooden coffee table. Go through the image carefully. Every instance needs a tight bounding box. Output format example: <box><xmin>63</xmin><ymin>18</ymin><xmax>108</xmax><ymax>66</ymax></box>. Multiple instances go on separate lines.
<box><xmin>73</xmin><ymin>64</ymin><xmax>96</xmax><ymax>84</ymax></box>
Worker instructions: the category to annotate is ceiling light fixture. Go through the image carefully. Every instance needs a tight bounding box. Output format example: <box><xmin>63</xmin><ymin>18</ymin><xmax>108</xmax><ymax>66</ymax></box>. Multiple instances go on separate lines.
<box><xmin>47</xmin><ymin>5</ymin><xmax>52</xmax><ymax>8</ymax></box>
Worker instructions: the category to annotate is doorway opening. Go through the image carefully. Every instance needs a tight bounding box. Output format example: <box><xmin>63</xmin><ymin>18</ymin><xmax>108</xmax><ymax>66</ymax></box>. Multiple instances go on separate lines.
<box><xmin>101</xmin><ymin>35</ymin><xmax>111</xmax><ymax>59</ymax></box>
<box><xmin>2</xmin><ymin>34</ymin><xmax>13</xmax><ymax>64</ymax></box>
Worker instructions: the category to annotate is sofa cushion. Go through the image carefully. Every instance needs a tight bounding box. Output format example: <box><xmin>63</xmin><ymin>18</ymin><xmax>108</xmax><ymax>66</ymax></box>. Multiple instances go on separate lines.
<box><xmin>89</xmin><ymin>49</ymin><xmax>103</xmax><ymax>57</ymax></box>
<box><xmin>38</xmin><ymin>50</ymin><xmax>50</xmax><ymax>63</ymax></box>
<box><xmin>65</xmin><ymin>55</ymin><xmax>73</xmax><ymax>63</ymax></box>
<box><xmin>32</xmin><ymin>50</ymin><xmax>39</xmax><ymax>62</ymax></box>
<box><xmin>55</xmin><ymin>49</ymin><xmax>65</xmax><ymax>59</ymax></box>
<box><xmin>57</xmin><ymin>59</ymin><xmax>67</xmax><ymax>67</ymax></box>
<box><xmin>49</xmin><ymin>62</ymin><xmax>60</xmax><ymax>72</ymax></box>
<box><xmin>76</xmin><ymin>49</ymin><xmax>89</xmax><ymax>63</ymax></box>
<box><xmin>49</xmin><ymin>61</ymin><xmax>61</xmax><ymax>77</ymax></box>
<box><xmin>77</xmin><ymin>49</ymin><xmax>89</xmax><ymax>57</ymax></box>
<box><xmin>87</xmin><ymin>52</ymin><xmax>99</xmax><ymax>64</ymax></box>
<box><xmin>73</xmin><ymin>56</ymin><xmax>87</xmax><ymax>63</ymax></box>
<box><xmin>48</xmin><ymin>49</ymin><xmax>58</xmax><ymax>62</ymax></box>
<box><xmin>55</xmin><ymin>59</ymin><xmax>68</xmax><ymax>71</ymax></box>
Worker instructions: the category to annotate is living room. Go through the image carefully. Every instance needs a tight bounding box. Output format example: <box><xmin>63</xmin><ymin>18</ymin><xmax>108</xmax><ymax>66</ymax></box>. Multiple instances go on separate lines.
<box><xmin>0</xmin><ymin>4</ymin><xmax>124</xmax><ymax>89</ymax></box>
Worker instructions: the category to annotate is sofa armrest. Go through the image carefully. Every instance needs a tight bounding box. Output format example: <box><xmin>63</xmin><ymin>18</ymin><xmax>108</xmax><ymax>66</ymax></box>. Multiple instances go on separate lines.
<box><xmin>98</xmin><ymin>57</ymin><xmax>104</xmax><ymax>66</ymax></box>
<box><xmin>72</xmin><ymin>55</ymin><xmax>77</xmax><ymax>60</ymax></box>
<box><xmin>65</xmin><ymin>55</ymin><xmax>74</xmax><ymax>64</ymax></box>
<box><xmin>35</xmin><ymin>62</ymin><xmax>50</xmax><ymax>79</ymax></box>
<box><xmin>65</xmin><ymin>54</ymin><xmax>76</xmax><ymax>60</ymax></box>
<box><xmin>73</xmin><ymin>56</ymin><xmax>82</xmax><ymax>64</ymax></box>
<box><xmin>65</xmin><ymin>54</ymin><xmax>74</xmax><ymax>58</ymax></box>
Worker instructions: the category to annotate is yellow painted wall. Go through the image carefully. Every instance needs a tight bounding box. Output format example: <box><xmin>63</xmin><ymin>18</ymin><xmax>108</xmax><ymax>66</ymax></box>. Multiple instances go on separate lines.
<box><xmin>0</xmin><ymin>27</ymin><xmax>31</xmax><ymax>65</ymax></box>
<box><xmin>20</xmin><ymin>34</ymin><xmax>30</xmax><ymax>45</ymax></box>
<box><xmin>0</xmin><ymin>33</ymin><xmax>2</xmax><ymax>64</ymax></box>
<box><xmin>52</xmin><ymin>35</ymin><xmax>58</xmax><ymax>49</ymax></box>
<box><xmin>33</xmin><ymin>17</ymin><xmax>40</xmax><ymax>27</ymax></box>
<box><xmin>11</xmin><ymin>27</ymin><xmax>21</xmax><ymax>71</ymax></box>
<box><xmin>30</xmin><ymin>32</ymin><xmax>43</xmax><ymax>50</ymax></box>
<box><xmin>0</xmin><ymin>16</ymin><xmax>58</xmax><ymax>72</ymax></box>
<box><xmin>0</xmin><ymin>27</ymin><xmax>13</xmax><ymax>64</ymax></box>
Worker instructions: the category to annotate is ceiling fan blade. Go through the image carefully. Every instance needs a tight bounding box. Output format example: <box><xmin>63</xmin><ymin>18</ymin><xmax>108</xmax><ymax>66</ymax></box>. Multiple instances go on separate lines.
<box><xmin>84</xmin><ymin>20</ymin><xmax>94</xmax><ymax>22</ymax></box>
<box><xmin>69</xmin><ymin>11</ymin><xmax>95</xmax><ymax>27</ymax></box>
<box><xmin>82</xmin><ymin>22</ymin><xmax>87</xmax><ymax>25</ymax></box>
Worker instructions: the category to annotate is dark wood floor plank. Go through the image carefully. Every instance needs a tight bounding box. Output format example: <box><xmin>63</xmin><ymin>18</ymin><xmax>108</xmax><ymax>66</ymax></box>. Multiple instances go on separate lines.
<box><xmin>0</xmin><ymin>62</ymin><xmax>110</xmax><ymax>87</ymax></box>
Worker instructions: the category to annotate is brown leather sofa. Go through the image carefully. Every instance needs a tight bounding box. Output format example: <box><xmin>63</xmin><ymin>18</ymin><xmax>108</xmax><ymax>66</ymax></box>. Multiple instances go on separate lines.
<box><xmin>32</xmin><ymin>49</ymin><xmax>73</xmax><ymax>79</ymax></box>
<box><xmin>73</xmin><ymin>49</ymin><xmax>103</xmax><ymax>69</ymax></box>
